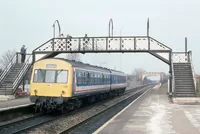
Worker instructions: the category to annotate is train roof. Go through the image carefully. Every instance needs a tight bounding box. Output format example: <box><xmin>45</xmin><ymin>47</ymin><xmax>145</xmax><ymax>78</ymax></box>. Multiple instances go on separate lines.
<box><xmin>45</xmin><ymin>58</ymin><xmax>125</xmax><ymax>75</ymax></box>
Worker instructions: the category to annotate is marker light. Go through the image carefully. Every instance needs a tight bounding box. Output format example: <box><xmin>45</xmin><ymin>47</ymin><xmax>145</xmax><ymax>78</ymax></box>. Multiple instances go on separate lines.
<box><xmin>62</xmin><ymin>91</ymin><xmax>65</xmax><ymax>95</ymax></box>
<box><xmin>34</xmin><ymin>90</ymin><xmax>37</xmax><ymax>94</ymax></box>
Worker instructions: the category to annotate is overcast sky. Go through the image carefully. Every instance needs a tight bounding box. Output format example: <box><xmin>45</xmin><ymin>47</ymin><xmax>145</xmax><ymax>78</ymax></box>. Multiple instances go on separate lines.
<box><xmin>0</xmin><ymin>0</ymin><xmax>199</xmax><ymax>75</ymax></box>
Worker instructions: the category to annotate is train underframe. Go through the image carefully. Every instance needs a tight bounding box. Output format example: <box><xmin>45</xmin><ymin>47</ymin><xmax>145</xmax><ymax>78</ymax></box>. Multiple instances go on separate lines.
<box><xmin>30</xmin><ymin>88</ymin><xmax>126</xmax><ymax>113</ymax></box>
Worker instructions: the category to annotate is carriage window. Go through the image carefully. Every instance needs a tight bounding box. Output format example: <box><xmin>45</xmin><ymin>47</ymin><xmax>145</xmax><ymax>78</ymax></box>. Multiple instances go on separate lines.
<box><xmin>98</xmin><ymin>74</ymin><xmax>100</xmax><ymax>84</ymax></box>
<box><xmin>80</xmin><ymin>72</ymin><xmax>83</xmax><ymax>84</ymax></box>
<box><xmin>57</xmin><ymin>70</ymin><xmax>68</xmax><ymax>83</ymax></box>
<box><xmin>87</xmin><ymin>72</ymin><xmax>90</xmax><ymax>85</ymax></box>
<box><xmin>77</xmin><ymin>72</ymin><xmax>81</xmax><ymax>85</ymax></box>
<box><xmin>33</xmin><ymin>69</ymin><xmax>45</xmax><ymax>82</ymax></box>
<box><xmin>45</xmin><ymin>70</ymin><xmax>56</xmax><ymax>83</ymax></box>
<box><xmin>83</xmin><ymin>72</ymin><xmax>86</xmax><ymax>84</ymax></box>
<box><xmin>93</xmin><ymin>74</ymin><xmax>96</xmax><ymax>84</ymax></box>
<box><xmin>104</xmin><ymin>75</ymin><xmax>107</xmax><ymax>84</ymax></box>
<box><xmin>95</xmin><ymin>74</ymin><xmax>98</xmax><ymax>84</ymax></box>
<box><xmin>100</xmin><ymin>74</ymin><xmax>102</xmax><ymax>84</ymax></box>
<box><xmin>102</xmin><ymin>74</ymin><xmax>104</xmax><ymax>83</ymax></box>
<box><xmin>88</xmin><ymin>73</ymin><xmax>93</xmax><ymax>85</ymax></box>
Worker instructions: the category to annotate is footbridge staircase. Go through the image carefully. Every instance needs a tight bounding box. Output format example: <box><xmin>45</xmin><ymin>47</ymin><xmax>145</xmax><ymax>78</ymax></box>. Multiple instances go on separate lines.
<box><xmin>0</xmin><ymin>53</ymin><xmax>32</xmax><ymax>96</ymax></box>
<box><xmin>172</xmin><ymin>52</ymin><xmax>197</xmax><ymax>97</ymax></box>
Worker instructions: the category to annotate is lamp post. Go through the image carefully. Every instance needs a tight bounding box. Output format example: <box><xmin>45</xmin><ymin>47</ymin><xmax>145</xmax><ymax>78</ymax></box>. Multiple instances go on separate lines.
<box><xmin>52</xmin><ymin>20</ymin><xmax>61</xmax><ymax>38</ymax></box>
<box><xmin>109</xmin><ymin>18</ymin><xmax>113</xmax><ymax>37</ymax></box>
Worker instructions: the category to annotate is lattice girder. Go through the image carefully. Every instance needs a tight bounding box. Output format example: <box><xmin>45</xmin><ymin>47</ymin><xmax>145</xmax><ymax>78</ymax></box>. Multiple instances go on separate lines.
<box><xmin>33</xmin><ymin>36</ymin><xmax>171</xmax><ymax>53</ymax></box>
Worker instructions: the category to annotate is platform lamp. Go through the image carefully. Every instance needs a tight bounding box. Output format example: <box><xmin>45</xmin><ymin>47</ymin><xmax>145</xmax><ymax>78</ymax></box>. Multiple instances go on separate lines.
<box><xmin>52</xmin><ymin>20</ymin><xmax>61</xmax><ymax>39</ymax></box>
<box><xmin>52</xmin><ymin>20</ymin><xmax>61</xmax><ymax>52</ymax></box>
<box><xmin>109</xmin><ymin>18</ymin><xmax>113</xmax><ymax>37</ymax></box>
<box><xmin>185</xmin><ymin>37</ymin><xmax>187</xmax><ymax>56</ymax></box>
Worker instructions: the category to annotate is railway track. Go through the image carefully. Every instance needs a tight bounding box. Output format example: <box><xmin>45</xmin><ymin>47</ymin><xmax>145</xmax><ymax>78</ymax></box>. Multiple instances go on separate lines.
<box><xmin>0</xmin><ymin>84</ymin><xmax>153</xmax><ymax>134</ymax></box>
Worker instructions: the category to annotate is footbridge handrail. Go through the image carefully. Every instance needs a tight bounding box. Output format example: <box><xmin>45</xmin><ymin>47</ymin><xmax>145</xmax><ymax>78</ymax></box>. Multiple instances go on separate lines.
<box><xmin>172</xmin><ymin>52</ymin><xmax>189</xmax><ymax>63</ymax></box>
<box><xmin>171</xmin><ymin>53</ymin><xmax>175</xmax><ymax>94</ymax></box>
<box><xmin>0</xmin><ymin>54</ymin><xmax>17</xmax><ymax>84</ymax></box>
<box><xmin>149</xmin><ymin>37</ymin><xmax>172</xmax><ymax>50</ymax></box>
<box><xmin>12</xmin><ymin>54</ymin><xmax>32</xmax><ymax>93</ymax></box>
<box><xmin>188</xmin><ymin>51</ymin><xmax>197</xmax><ymax>92</ymax></box>
<box><xmin>33</xmin><ymin>39</ymin><xmax>53</xmax><ymax>52</ymax></box>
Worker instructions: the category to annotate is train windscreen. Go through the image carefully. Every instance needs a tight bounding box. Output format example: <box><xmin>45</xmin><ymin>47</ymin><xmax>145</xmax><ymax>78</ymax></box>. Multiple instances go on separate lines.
<box><xmin>33</xmin><ymin>69</ymin><xmax>68</xmax><ymax>83</ymax></box>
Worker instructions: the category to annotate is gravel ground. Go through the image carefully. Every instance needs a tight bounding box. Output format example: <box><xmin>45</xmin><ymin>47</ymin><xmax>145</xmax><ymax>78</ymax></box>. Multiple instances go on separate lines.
<box><xmin>26</xmin><ymin>86</ymin><xmax>151</xmax><ymax>134</ymax></box>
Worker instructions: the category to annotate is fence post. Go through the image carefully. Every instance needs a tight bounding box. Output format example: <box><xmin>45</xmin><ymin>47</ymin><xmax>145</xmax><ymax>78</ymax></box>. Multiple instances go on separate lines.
<box><xmin>22</xmin><ymin>75</ymin><xmax>25</xmax><ymax>92</ymax></box>
<box><xmin>197</xmin><ymin>79</ymin><xmax>200</xmax><ymax>93</ymax></box>
<box><xmin>16</xmin><ymin>52</ymin><xmax>18</xmax><ymax>63</ymax></box>
<box><xmin>185</xmin><ymin>37</ymin><xmax>187</xmax><ymax>55</ymax></box>
<box><xmin>188</xmin><ymin>51</ymin><xmax>192</xmax><ymax>63</ymax></box>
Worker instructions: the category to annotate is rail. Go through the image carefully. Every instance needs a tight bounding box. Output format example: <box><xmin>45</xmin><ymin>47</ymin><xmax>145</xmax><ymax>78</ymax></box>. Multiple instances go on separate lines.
<box><xmin>12</xmin><ymin>54</ymin><xmax>32</xmax><ymax>93</ymax></box>
<box><xmin>0</xmin><ymin>54</ymin><xmax>17</xmax><ymax>85</ymax></box>
<box><xmin>188</xmin><ymin>51</ymin><xmax>197</xmax><ymax>92</ymax></box>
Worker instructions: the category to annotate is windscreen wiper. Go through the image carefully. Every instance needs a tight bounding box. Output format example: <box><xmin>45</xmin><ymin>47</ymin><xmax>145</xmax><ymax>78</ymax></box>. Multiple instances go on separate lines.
<box><xmin>57</xmin><ymin>69</ymin><xmax>64</xmax><ymax>76</ymax></box>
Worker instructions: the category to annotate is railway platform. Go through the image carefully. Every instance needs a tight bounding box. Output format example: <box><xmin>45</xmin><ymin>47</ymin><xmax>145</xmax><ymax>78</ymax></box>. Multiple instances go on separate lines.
<box><xmin>94</xmin><ymin>83</ymin><xmax>200</xmax><ymax>134</ymax></box>
<box><xmin>0</xmin><ymin>97</ymin><xmax>33</xmax><ymax>112</ymax></box>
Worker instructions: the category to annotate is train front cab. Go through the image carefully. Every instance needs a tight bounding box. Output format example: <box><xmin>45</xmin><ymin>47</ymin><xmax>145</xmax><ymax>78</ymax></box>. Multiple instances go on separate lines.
<box><xmin>30</xmin><ymin>59</ymin><xmax>73</xmax><ymax>103</ymax></box>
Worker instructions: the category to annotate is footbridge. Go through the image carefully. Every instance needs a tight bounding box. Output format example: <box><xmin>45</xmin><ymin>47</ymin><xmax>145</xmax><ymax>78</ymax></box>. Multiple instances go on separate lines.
<box><xmin>138</xmin><ymin>72</ymin><xmax>166</xmax><ymax>85</ymax></box>
<box><xmin>0</xmin><ymin>19</ymin><xmax>197</xmax><ymax>98</ymax></box>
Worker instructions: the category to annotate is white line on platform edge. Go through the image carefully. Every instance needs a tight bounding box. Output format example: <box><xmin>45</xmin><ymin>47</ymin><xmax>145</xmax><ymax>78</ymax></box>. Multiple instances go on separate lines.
<box><xmin>93</xmin><ymin>85</ymin><xmax>156</xmax><ymax>134</ymax></box>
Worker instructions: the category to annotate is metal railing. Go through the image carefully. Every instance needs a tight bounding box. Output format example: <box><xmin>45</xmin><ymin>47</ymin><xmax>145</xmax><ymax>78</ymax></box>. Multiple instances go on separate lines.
<box><xmin>12</xmin><ymin>54</ymin><xmax>32</xmax><ymax>93</ymax></box>
<box><xmin>197</xmin><ymin>79</ymin><xmax>200</xmax><ymax>93</ymax></box>
<box><xmin>171</xmin><ymin>53</ymin><xmax>175</xmax><ymax>94</ymax></box>
<box><xmin>0</xmin><ymin>54</ymin><xmax>17</xmax><ymax>85</ymax></box>
<box><xmin>172</xmin><ymin>52</ymin><xmax>189</xmax><ymax>63</ymax></box>
<box><xmin>188</xmin><ymin>51</ymin><xmax>197</xmax><ymax>92</ymax></box>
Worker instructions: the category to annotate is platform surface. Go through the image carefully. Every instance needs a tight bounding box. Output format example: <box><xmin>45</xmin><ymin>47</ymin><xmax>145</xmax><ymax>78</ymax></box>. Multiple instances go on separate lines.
<box><xmin>94</xmin><ymin>83</ymin><xmax>200</xmax><ymax>134</ymax></box>
<box><xmin>0</xmin><ymin>97</ymin><xmax>33</xmax><ymax>110</ymax></box>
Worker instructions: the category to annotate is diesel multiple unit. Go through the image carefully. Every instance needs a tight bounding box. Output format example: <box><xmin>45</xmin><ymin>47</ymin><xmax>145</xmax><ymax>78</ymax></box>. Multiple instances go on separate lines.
<box><xmin>30</xmin><ymin>58</ymin><xmax>127</xmax><ymax>112</ymax></box>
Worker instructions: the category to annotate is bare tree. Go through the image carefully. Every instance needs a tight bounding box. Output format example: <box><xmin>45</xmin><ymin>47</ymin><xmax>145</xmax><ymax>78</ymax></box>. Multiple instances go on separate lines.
<box><xmin>132</xmin><ymin>68</ymin><xmax>146</xmax><ymax>82</ymax></box>
<box><xmin>132</xmin><ymin>68</ymin><xmax>146</xmax><ymax>75</ymax></box>
<box><xmin>0</xmin><ymin>49</ymin><xmax>16</xmax><ymax>69</ymax></box>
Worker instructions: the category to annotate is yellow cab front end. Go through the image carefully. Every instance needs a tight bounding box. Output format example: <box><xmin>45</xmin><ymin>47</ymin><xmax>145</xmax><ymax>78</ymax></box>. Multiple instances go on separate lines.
<box><xmin>30</xmin><ymin>58</ymin><xmax>73</xmax><ymax>98</ymax></box>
